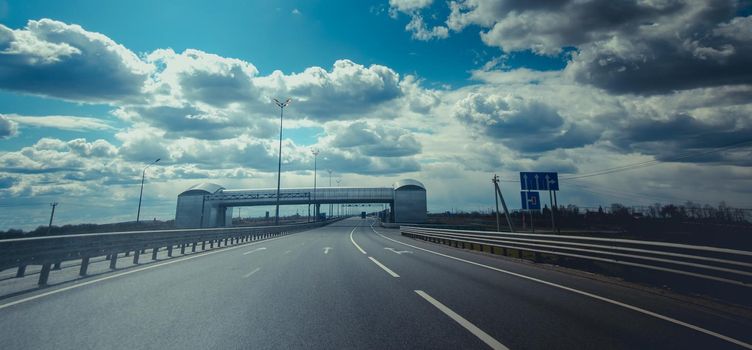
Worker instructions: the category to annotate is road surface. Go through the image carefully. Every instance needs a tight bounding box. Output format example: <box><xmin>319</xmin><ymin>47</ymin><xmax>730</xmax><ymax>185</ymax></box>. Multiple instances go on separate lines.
<box><xmin>1</xmin><ymin>218</ymin><xmax>750</xmax><ymax>349</ymax></box>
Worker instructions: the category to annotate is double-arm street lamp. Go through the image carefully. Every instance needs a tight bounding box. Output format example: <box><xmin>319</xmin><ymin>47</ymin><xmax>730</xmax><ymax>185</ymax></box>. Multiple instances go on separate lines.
<box><xmin>136</xmin><ymin>158</ymin><xmax>160</xmax><ymax>223</ymax></box>
<box><xmin>273</xmin><ymin>98</ymin><xmax>291</xmax><ymax>226</ymax></box>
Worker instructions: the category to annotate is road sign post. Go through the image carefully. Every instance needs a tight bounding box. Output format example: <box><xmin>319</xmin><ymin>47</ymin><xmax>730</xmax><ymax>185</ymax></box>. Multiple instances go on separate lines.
<box><xmin>520</xmin><ymin>191</ymin><xmax>541</xmax><ymax>232</ymax></box>
<box><xmin>520</xmin><ymin>172</ymin><xmax>558</xmax><ymax>233</ymax></box>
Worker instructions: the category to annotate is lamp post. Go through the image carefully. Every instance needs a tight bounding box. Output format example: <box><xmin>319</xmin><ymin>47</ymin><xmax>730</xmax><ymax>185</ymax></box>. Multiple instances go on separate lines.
<box><xmin>273</xmin><ymin>98</ymin><xmax>291</xmax><ymax>225</ymax></box>
<box><xmin>137</xmin><ymin>158</ymin><xmax>160</xmax><ymax>223</ymax></box>
<box><xmin>327</xmin><ymin>169</ymin><xmax>332</xmax><ymax>218</ymax></box>
<box><xmin>311</xmin><ymin>149</ymin><xmax>319</xmax><ymax>222</ymax></box>
<box><xmin>336</xmin><ymin>178</ymin><xmax>341</xmax><ymax>217</ymax></box>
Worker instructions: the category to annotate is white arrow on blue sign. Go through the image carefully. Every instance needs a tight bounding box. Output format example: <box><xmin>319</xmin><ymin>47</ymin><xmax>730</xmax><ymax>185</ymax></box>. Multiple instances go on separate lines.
<box><xmin>520</xmin><ymin>172</ymin><xmax>559</xmax><ymax>191</ymax></box>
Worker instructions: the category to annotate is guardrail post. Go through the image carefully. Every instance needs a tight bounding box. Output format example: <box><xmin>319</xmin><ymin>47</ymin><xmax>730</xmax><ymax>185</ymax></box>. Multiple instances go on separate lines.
<box><xmin>53</xmin><ymin>261</ymin><xmax>62</xmax><ymax>270</ymax></box>
<box><xmin>210</xmin><ymin>240</ymin><xmax>214</xmax><ymax>248</ymax></box>
<box><xmin>167</xmin><ymin>245</ymin><xmax>173</xmax><ymax>257</ymax></box>
<box><xmin>16</xmin><ymin>265</ymin><xmax>27</xmax><ymax>278</ymax></box>
<box><xmin>109</xmin><ymin>253</ymin><xmax>118</xmax><ymax>269</ymax></box>
<box><xmin>152</xmin><ymin>247</ymin><xmax>159</xmax><ymax>260</ymax></box>
<box><xmin>79</xmin><ymin>257</ymin><xmax>90</xmax><ymax>276</ymax></box>
<box><xmin>180</xmin><ymin>244</ymin><xmax>186</xmax><ymax>254</ymax></box>
<box><xmin>38</xmin><ymin>263</ymin><xmax>51</xmax><ymax>286</ymax></box>
<box><xmin>202</xmin><ymin>241</ymin><xmax>206</xmax><ymax>250</ymax></box>
<box><xmin>192</xmin><ymin>242</ymin><xmax>197</xmax><ymax>252</ymax></box>
<box><xmin>133</xmin><ymin>250</ymin><xmax>140</xmax><ymax>264</ymax></box>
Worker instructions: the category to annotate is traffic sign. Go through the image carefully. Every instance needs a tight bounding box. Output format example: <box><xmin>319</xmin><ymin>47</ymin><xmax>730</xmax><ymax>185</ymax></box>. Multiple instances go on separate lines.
<box><xmin>520</xmin><ymin>191</ymin><xmax>541</xmax><ymax>210</ymax></box>
<box><xmin>520</xmin><ymin>172</ymin><xmax>559</xmax><ymax>191</ymax></box>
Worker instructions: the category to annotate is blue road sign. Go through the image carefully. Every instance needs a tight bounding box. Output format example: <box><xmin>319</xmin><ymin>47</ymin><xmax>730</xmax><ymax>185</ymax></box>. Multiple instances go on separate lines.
<box><xmin>520</xmin><ymin>172</ymin><xmax>559</xmax><ymax>191</ymax></box>
<box><xmin>520</xmin><ymin>191</ymin><xmax>541</xmax><ymax>210</ymax></box>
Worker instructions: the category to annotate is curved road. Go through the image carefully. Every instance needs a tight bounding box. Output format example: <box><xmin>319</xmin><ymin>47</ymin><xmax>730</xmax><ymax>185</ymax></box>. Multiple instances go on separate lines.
<box><xmin>1</xmin><ymin>218</ymin><xmax>750</xmax><ymax>349</ymax></box>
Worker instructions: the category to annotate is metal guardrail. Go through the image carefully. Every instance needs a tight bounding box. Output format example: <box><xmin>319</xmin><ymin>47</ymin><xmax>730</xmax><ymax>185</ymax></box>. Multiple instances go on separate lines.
<box><xmin>1</xmin><ymin>219</ymin><xmax>341</xmax><ymax>286</ymax></box>
<box><xmin>401</xmin><ymin>227</ymin><xmax>752</xmax><ymax>288</ymax></box>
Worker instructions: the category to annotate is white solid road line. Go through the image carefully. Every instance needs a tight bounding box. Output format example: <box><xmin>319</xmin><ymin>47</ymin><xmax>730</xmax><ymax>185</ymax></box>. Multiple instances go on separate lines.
<box><xmin>350</xmin><ymin>225</ymin><xmax>367</xmax><ymax>254</ymax></box>
<box><xmin>415</xmin><ymin>290</ymin><xmax>509</xmax><ymax>350</ymax></box>
<box><xmin>243</xmin><ymin>267</ymin><xmax>261</xmax><ymax>279</ymax></box>
<box><xmin>368</xmin><ymin>256</ymin><xmax>400</xmax><ymax>278</ymax></box>
<box><xmin>243</xmin><ymin>247</ymin><xmax>267</xmax><ymax>255</ymax></box>
<box><xmin>0</xmin><ymin>234</ymin><xmax>292</xmax><ymax>311</ymax></box>
<box><xmin>373</xmin><ymin>227</ymin><xmax>752</xmax><ymax>349</ymax></box>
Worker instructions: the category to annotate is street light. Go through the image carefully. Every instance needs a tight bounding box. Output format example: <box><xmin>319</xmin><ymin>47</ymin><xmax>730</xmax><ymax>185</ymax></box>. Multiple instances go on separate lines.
<box><xmin>336</xmin><ymin>178</ymin><xmax>341</xmax><ymax>217</ymax></box>
<box><xmin>327</xmin><ymin>169</ymin><xmax>332</xmax><ymax>218</ymax></box>
<box><xmin>273</xmin><ymin>98</ymin><xmax>291</xmax><ymax>226</ymax></box>
<box><xmin>311</xmin><ymin>149</ymin><xmax>319</xmax><ymax>222</ymax></box>
<box><xmin>137</xmin><ymin>158</ymin><xmax>160</xmax><ymax>223</ymax></box>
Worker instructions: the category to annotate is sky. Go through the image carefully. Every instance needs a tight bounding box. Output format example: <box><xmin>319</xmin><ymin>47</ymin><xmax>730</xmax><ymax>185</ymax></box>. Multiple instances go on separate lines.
<box><xmin>1</xmin><ymin>0</ymin><xmax>751</xmax><ymax>230</ymax></box>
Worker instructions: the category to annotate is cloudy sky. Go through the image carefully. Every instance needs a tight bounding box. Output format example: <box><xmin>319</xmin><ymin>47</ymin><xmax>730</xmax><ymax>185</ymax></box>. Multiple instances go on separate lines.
<box><xmin>1</xmin><ymin>0</ymin><xmax>751</xmax><ymax>230</ymax></box>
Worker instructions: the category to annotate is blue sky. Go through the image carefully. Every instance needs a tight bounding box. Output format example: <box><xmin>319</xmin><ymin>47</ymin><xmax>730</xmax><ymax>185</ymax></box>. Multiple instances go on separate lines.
<box><xmin>1</xmin><ymin>0</ymin><xmax>751</xmax><ymax>230</ymax></box>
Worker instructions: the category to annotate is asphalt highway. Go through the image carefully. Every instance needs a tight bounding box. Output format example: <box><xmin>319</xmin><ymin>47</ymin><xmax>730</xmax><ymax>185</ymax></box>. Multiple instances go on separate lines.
<box><xmin>1</xmin><ymin>218</ymin><xmax>750</xmax><ymax>349</ymax></box>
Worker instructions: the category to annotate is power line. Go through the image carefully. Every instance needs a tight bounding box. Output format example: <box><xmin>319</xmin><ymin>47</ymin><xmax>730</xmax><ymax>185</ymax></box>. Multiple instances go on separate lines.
<box><xmin>498</xmin><ymin>138</ymin><xmax>752</xmax><ymax>182</ymax></box>
<box><xmin>561</xmin><ymin>138</ymin><xmax>752</xmax><ymax>180</ymax></box>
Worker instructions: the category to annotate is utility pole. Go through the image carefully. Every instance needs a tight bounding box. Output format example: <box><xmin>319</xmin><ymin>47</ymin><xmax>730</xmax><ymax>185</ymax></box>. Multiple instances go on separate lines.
<box><xmin>48</xmin><ymin>202</ymin><xmax>58</xmax><ymax>234</ymax></box>
<box><xmin>273</xmin><ymin>98</ymin><xmax>291</xmax><ymax>226</ymax></box>
<box><xmin>492</xmin><ymin>175</ymin><xmax>514</xmax><ymax>232</ymax></box>
<box><xmin>493</xmin><ymin>177</ymin><xmax>500</xmax><ymax>232</ymax></box>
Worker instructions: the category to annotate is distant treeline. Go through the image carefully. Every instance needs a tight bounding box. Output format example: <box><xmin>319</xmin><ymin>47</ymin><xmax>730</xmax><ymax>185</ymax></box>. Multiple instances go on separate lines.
<box><xmin>429</xmin><ymin>202</ymin><xmax>752</xmax><ymax>249</ymax></box>
<box><xmin>0</xmin><ymin>214</ymin><xmax>313</xmax><ymax>239</ymax></box>
<box><xmin>0</xmin><ymin>220</ymin><xmax>177</xmax><ymax>239</ymax></box>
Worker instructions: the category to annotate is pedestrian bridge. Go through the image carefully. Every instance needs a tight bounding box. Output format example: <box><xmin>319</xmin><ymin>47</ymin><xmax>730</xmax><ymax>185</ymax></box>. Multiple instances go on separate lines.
<box><xmin>175</xmin><ymin>179</ymin><xmax>426</xmax><ymax>228</ymax></box>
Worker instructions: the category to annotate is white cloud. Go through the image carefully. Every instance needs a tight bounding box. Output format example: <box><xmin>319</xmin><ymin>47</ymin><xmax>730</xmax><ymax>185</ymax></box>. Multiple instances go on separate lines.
<box><xmin>328</xmin><ymin>120</ymin><xmax>422</xmax><ymax>157</ymax></box>
<box><xmin>7</xmin><ymin>114</ymin><xmax>113</xmax><ymax>131</ymax></box>
<box><xmin>389</xmin><ymin>0</ymin><xmax>433</xmax><ymax>13</ymax></box>
<box><xmin>0</xmin><ymin>114</ymin><xmax>18</xmax><ymax>139</ymax></box>
<box><xmin>1</xmin><ymin>16</ymin><xmax>752</xmax><ymax>229</ymax></box>
<box><xmin>0</xmin><ymin>19</ymin><xmax>153</xmax><ymax>102</ymax></box>
<box><xmin>405</xmin><ymin>13</ymin><xmax>449</xmax><ymax>40</ymax></box>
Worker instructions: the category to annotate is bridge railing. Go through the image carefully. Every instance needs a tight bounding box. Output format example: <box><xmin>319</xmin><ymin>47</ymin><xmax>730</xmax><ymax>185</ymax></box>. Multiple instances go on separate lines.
<box><xmin>400</xmin><ymin>226</ymin><xmax>752</xmax><ymax>288</ymax></box>
<box><xmin>1</xmin><ymin>219</ymin><xmax>341</xmax><ymax>286</ymax></box>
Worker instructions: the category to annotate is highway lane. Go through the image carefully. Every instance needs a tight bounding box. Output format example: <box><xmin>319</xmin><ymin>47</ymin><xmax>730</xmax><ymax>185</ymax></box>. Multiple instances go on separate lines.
<box><xmin>0</xmin><ymin>219</ymin><xmax>484</xmax><ymax>349</ymax></box>
<box><xmin>0</xmin><ymin>218</ymin><xmax>750</xmax><ymax>349</ymax></box>
<box><xmin>356</xmin><ymin>220</ymin><xmax>752</xmax><ymax>349</ymax></box>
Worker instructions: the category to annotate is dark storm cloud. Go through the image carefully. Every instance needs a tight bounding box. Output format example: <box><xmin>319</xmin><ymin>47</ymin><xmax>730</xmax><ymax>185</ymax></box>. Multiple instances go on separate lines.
<box><xmin>454</xmin><ymin>93</ymin><xmax>601</xmax><ymax>153</ymax></box>
<box><xmin>441</xmin><ymin>0</ymin><xmax>752</xmax><ymax>94</ymax></box>
<box><xmin>611</xmin><ymin>113</ymin><xmax>752</xmax><ymax>165</ymax></box>
<box><xmin>568</xmin><ymin>15</ymin><xmax>752</xmax><ymax>94</ymax></box>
